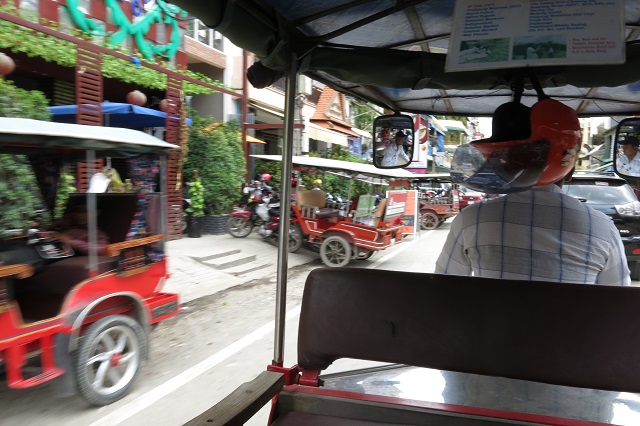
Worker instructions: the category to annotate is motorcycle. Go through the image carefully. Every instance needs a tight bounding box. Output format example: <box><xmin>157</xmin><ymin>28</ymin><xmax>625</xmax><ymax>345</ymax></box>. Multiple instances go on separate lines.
<box><xmin>226</xmin><ymin>190</ymin><xmax>304</xmax><ymax>253</ymax></box>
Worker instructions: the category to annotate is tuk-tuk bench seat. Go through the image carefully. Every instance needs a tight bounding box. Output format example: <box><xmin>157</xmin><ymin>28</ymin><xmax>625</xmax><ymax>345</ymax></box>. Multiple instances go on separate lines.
<box><xmin>16</xmin><ymin>255</ymin><xmax>117</xmax><ymax>296</ymax></box>
<box><xmin>296</xmin><ymin>268</ymin><xmax>640</xmax><ymax>393</ymax></box>
<box><xmin>188</xmin><ymin>268</ymin><xmax>640</xmax><ymax>425</ymax></box>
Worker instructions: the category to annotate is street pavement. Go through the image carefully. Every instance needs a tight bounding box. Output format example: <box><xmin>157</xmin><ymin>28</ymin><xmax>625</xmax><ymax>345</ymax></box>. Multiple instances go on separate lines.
<box><xmin>163</xmin><ymin>231</ymin><xmax>318</xmax><ymax>304</ymax></box>
<box><xmin>163</xmin><ymin>225</ymin><xmax>640</xmax><ymax>306</ymax></box>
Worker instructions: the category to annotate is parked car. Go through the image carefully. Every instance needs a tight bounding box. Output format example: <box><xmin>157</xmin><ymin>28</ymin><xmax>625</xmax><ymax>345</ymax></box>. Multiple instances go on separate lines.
<box><xmin>458</xmin><ymin>185</ymin><xmax>485</xmax><ymax>209</ymax></box>
<box><xmin>562</xmin><ymin>172</ymin><xmax>640</xmax><ymax>280</ymax></box>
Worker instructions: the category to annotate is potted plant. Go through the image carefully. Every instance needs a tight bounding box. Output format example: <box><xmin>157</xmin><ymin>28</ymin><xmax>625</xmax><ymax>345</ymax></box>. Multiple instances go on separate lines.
<box><xmin>186</xmin><ymin>172</ymin><xmax>205</xmax><ymax>238</ymax></box>
<box><xmin>183</xmin><ymin>115</ymin><xmax>246</xmax><ymax>234</ymax></box>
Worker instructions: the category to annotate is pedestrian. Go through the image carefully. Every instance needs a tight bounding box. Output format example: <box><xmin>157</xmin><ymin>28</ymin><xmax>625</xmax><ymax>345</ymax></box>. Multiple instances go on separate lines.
<box><xmin>436</xmin><ymin>99</ymin><xmax>630</xmax><ymax>285</ymax></box>
<box><xmin>381</xmin><ymin>130</ymin><xmax>410</xmax><ymax>167</ymax></box>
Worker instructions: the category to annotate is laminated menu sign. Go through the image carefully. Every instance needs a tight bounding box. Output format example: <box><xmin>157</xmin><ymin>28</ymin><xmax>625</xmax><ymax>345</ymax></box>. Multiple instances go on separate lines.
<box><xmin>446</xmin><ymin>0</ymin><xmax>625</xmax><ymax>72</ymax></box>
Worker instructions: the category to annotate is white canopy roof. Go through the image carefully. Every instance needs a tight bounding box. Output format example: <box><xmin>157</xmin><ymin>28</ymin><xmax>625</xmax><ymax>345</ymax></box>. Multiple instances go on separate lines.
<box><xmin>0</xmin><ymin>118</ymin><xmax>179</xmax><ymax>153</ymax></box>
<box><xmin>251</xmin><ymin>154</ymin><xmax>420</xmax><ymax>180</ymax></box>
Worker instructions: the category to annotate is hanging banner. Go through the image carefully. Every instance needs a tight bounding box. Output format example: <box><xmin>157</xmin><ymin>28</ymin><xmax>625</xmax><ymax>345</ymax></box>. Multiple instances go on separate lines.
<box><xmin>446</xmin><ymin>0</ymin><xmax>625</xmax><ymax>72</ymax></box>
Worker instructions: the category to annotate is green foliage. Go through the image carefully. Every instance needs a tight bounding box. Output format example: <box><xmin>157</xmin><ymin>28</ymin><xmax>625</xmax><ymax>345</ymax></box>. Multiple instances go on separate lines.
<box><xmin>351</xmin><ymin>102</ymin><xmax>376</xmax><ymax>133</ymax></box>
<box><xmin>0</xmin><ymin>18</ymin><xmax>77</xmax><ymax>67</ymax></box>
<box><xmin>183</xmin><ymin>117</ymin><xmax>247</xmax><ymax>215</ymax></box>
<box><xmin>254</xmin><ymin>161</ymin><xmax>282</xmax><ymax>191</ymax></box>
<box><xmin>186</xmin><ymin>177</ymin><xmax>205</xmax><ymax>217</ymax></box>
<box><xmin>254</xmin><ymin>145</ymin><xmax>385</xmax><ymax>200</ymax></box>
<box><xmin>54</xmin><ymin>171</ymin><xmax>77</xmax><ymax>220</ymax></box>
<box><xmin>0</xmin><ymin>12</ymin><xmax>236</xmax><ymax>95</ymax></box>
<box><xmin>305</xmin><ymin>146</ymin><xmax>374</xmax><ymax>198</ymax></box>
<box><xmin>0</xmin><ymin>78</ymin><xmax>52</xmax><ymax>120</ymax></box>
<box><xmin>101</xmin><ymin>54</ymin><xmax>168</xmax><ymax>90</ymax></box>
<box><xmin>0</xmin><ymin>79</ymin><xmax>55</xmax><ymax>231</ymax></box>
<box><xmin>0</xmin><ymin>154</ymin><xmax>42</xmax><ymax>230</ymax></box>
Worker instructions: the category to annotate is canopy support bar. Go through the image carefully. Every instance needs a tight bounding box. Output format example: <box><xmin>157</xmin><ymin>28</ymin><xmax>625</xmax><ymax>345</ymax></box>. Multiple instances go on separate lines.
<box><xmin>273</xmin><ymin>54</ymin><xmax>298</xmax><ymax>366</ymax></box>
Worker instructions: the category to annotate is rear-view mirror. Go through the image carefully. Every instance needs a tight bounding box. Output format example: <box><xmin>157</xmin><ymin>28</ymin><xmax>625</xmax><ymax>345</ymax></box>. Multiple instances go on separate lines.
<box><xmin>614</xmin><ymin>118</ymin><xmax>640</xmax><ymax>178</ymax></box>
<box><xmin>372</xmin><ymin>114</ymin><xmax>415</xmax><ymax>169</ymax></box>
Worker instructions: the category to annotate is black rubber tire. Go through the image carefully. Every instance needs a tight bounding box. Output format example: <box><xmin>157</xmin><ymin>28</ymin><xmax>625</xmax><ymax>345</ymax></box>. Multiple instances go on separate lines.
<box><xmin>320</xmin><ymin>235</ymin><xmax>352</xmax><ymax>267</ymax></box>
<box><xmin>630</xmin><ymin>261</ymin><xmax>640</xmax><ymax>281</ymax></box>
<box><xmin>289</xmin><ymin>224</ymin><xmax>304</xmax><ymax>253</ymax></box>
<box><xmin>420</xmin><ymin>212</ymin><xmax>440</xmax><ymax>230</ymax></box>
<box><xmin>226</xmin><ymin>216</ymin><xmax>253</xmax><ymax>238</ymax></box>
<box><xmin>75</xmin><ymin>315</ymin><xmax>147</xmax><ymax>406</ymax></box>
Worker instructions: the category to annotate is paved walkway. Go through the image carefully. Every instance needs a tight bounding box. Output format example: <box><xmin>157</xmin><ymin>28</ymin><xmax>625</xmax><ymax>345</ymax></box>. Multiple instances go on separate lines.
<box><xmin>162</xmin><ymin>232</ymin><xmax>318</xmax><ymax>303</ymax></box>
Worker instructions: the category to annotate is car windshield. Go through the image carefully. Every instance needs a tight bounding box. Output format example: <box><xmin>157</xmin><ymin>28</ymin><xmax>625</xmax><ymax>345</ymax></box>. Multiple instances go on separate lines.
<box><xmin>562</xmin><ymin>181</ymin><xmax>636</xmax><ymax>204</ymax></box>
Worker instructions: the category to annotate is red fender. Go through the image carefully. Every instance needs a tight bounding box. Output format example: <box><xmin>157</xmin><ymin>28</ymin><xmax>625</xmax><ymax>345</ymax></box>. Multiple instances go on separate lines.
<box><xmin>231</xmin><ymin>209</ymin><xmax>251</xmax><ymax>219</ymax></box>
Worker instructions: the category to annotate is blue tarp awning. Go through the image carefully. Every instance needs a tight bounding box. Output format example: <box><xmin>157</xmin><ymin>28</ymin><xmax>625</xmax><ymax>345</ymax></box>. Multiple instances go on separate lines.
<box><xmin>49</xmin><ymin>102</ymin><xmax>191</xmax><ymax>129</ymax></box>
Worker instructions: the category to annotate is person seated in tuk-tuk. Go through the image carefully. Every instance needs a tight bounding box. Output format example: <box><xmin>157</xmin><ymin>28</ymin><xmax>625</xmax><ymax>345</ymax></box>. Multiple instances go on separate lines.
<box><xmin>436</xmin><ymin>99</ymin><xmax>630</xmax><ymax>286</ymax></box>
<box><xmin>49</xmin><ymin>203</ymin><xmax>110</xmax><ymax>255</ymax></box>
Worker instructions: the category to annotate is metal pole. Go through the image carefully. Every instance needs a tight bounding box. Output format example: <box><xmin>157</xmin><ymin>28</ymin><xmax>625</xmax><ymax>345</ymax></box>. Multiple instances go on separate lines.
<box><xmin>86</xmin><ymin>150</ymin><xmax>98</xmax><ymax>276</ymax></box>
<box><xmin>273</xmin><ymin>55</ymin><xmax>297</xmax><ymax>366</ymax></box>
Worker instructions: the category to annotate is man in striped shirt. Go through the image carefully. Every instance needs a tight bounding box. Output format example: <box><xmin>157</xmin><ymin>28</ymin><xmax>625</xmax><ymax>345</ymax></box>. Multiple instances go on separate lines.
<box><xmin>436</xmin><ymin>99</ymin><xmax>630</xmax><ymax>286</ymax></box>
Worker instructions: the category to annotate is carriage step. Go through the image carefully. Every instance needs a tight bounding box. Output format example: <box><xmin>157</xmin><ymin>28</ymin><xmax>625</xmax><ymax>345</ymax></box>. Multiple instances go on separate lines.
<box><xmin>9</xmin><ymin>368</ymin><xmax>65</xmax><ymax>389</ymax></box>
<box><xmin>190</xmin><ymin>248</ymin><xmax>241</xmax><ymax>262</ymax></box>
<box><xmin>203</xmin><ymin>253</ymin><xmax>257</xmax><ymax>270</ymax></box>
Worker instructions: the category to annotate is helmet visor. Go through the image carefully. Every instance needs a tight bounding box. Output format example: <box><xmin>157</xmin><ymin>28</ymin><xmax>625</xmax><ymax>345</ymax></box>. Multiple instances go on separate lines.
<box><xmin>450</xmin><ymin>140</ymin><xmax>550</xmax><ymax>194</ymax></box>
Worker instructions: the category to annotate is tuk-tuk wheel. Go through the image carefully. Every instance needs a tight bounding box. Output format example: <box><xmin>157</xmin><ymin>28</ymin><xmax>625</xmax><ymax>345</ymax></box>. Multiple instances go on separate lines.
<box><xmin>420</xmin><ymin>212</ymin><xmax>440</xmax><ymax>230</ymax></box>
<box><xmin>320</xmin><ymin>235</ymin><xmax>352</xmax><ymax>267</ymax></box>
<box><xmin>75</xmin><ymin>315</ymin><xmax>148</xmax><ymax>406</ymax></box>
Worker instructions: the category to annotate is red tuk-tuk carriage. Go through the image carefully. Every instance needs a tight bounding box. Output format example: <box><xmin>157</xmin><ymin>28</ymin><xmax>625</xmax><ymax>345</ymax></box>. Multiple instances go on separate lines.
<box><xmin>252</xmin><ymin>154</ymin><xmax>422</xmax><ymax>267</ymax></box>
<box><xmin>0</xmin><ymin>118</ymin><xmax>180</xmax><ymax>406</ymax></box>
<box><xmin>412</xmin><ymin>174</ymin><xmax>462</xmax><ymax>229</ymax></box>
<box><xmin>172</xmin><ymin>0</ymin><xmax>640</xmax><ymax>424</ymax></box>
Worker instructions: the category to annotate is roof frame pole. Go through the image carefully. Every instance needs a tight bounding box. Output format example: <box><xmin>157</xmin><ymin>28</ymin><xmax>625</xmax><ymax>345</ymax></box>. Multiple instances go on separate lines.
<box><xmin>273</xmin><ymin>54</ymin><xmax>298</xmax><ymax>366</ymax></box>
<box><xmin>86</xmin><ymin>149</ymin><xmax>98</xmax><ymax>277</ymax></box>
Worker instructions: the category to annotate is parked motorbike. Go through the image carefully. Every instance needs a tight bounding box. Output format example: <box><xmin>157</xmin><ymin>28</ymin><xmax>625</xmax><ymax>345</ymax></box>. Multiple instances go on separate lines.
<box><xmin>226</xmin><ymin>190</ymin><xmax>303</xmax><ymax>252</ymax></box>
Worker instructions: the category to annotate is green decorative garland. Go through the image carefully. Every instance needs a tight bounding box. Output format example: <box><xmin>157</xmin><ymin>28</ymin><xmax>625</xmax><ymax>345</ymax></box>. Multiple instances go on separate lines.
<box><xmin>0</xmin><ymin>6</ymin><xmax>237</xmax><ymax>95</ymax></box>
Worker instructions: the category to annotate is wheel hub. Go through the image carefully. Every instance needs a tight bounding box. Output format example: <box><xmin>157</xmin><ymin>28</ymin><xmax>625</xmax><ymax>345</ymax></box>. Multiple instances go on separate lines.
<box><xmin>110</xmin><ymin>352</ymin><xmax>122</xmax><ymax>367</ymax></box>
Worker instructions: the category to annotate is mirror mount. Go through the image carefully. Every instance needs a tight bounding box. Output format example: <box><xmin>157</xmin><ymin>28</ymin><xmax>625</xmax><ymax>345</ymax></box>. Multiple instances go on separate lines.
<box><xmin>372</xmin><ymin>113</ymin><xmax>415</xmax><ymax>169</ymax></box>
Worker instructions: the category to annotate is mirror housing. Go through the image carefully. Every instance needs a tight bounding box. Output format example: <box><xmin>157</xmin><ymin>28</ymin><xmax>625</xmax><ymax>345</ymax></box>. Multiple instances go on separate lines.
<box><xmin>614</xmin><ymin>117</ymin><xmax>640</xmax><ymax>178</ymax></box>
<box><xmin>373</xmin><ymin>114</ymin><xmax>415</xmax><ymax>169</ymax></box>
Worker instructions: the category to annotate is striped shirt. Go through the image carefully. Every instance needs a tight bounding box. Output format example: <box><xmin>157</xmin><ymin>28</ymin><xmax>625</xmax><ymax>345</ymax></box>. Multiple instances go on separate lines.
<box><xmin>435</xmin><ymin>184</ymin><xmax>631</xmax><ymax>286</ymax></box>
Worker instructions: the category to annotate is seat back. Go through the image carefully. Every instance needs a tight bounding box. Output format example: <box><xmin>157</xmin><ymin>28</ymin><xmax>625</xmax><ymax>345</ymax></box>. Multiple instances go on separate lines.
<box><xmin>298</xmin><ymin>268</ymin><xmax>640</xmax><ymax>393</ymax></box>
<box><xmin>66</xmin><ymin>193</ymin><xmax>138</xmax><ymax>243</ymax></box>
<box><xmin>352</xmin><ymin>195</ymin><xmax>377</xmax><ymax>225</ymax></box>
<box><xmin>296</xmin><ymin>188</ymin><xmax>327</xmax><ymax>209</ymax></box>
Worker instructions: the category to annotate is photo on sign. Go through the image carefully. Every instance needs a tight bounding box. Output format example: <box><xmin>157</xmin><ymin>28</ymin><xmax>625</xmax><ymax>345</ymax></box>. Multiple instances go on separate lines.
<box><xmin>512</xmin><ymin>35</ymin><xmax>567</xmax><ymax>60</ymax></box>
<box><xmin>457</xmin><ymin>38</ymin><xmax>510</xmax><ymax>64</ymax></box>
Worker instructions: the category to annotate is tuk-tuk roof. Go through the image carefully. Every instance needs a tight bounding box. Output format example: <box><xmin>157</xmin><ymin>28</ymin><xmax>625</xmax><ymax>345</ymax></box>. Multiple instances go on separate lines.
<box><xmin>171</xmin><ymin>0</ymin><xmax>640</xmax><ymax>117</ymax></box>
<box><xmin>251</xmin><ymin>154</ymin><xmax>419</xmax><ymax>180</ymax></box>
<box><xmin>0</xmin><ymin>118</ymin><xmax>179</xmax><ymax>154</ymax></box>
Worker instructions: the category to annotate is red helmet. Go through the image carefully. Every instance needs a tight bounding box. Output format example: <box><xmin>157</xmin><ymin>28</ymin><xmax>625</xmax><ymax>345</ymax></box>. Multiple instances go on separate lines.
<box><xmin>260</xmin><ymin>173</ymin><xmax>272</xmax><ymax>183</ymax></box>
<box><xmin>451</xmin><ymin>99</ymin><xmax>581</xmax><ymax>193</ymax></box>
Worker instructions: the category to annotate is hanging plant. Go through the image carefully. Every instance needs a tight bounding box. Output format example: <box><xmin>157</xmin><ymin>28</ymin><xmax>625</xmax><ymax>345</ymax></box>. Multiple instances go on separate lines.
<box><xmin>0</xmin><ymin>12</ymin><xmax>237</xmax><ymax>95</ymax></box>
